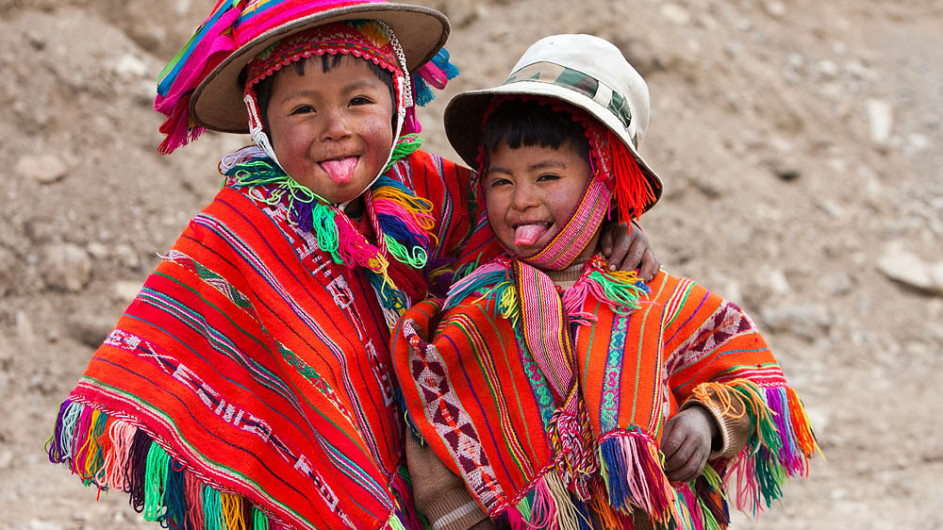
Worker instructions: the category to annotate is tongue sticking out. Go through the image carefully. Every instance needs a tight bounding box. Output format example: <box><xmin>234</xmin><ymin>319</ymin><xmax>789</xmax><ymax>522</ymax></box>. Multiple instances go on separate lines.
<box><xmin>320</xmin><ymin>157</ymin><xmax>358</xmax><ymax>185</ymax></box>
<box><xmin>514</xmin><ymin>224</ymin><xmax>549</xmax><ymax>247</ymax></box>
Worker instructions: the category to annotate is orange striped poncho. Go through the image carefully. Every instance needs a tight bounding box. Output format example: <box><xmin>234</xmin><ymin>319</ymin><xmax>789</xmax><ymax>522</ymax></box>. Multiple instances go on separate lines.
<box><xmin>46</xmin><ymin>147</ymin><xmax>474</xmax><ymax>530</ymax></box>
<box><xmin>393</xmin><ymin>256</ymin><xmax>818</xmax><ymax>530</ymax></box>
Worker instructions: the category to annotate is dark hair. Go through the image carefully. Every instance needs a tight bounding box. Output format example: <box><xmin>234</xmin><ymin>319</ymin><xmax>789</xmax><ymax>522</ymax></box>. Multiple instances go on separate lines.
<box><xmin>247</xmin><ymin>54</ymin><xmax>396</xmax><ymax>133</ymax></box>
<box><xmin>481</xmin><ymin>98</ymin><xmax>590</xmax><ymax>162</ymax></box>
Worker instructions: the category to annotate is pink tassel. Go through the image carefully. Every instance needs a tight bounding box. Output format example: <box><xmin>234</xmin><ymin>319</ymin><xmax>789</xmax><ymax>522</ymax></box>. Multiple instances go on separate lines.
<box><xmin>506</xmin><ymin>505</ymin><xmax>528</xmax><ymax>530</ymax></box>
<box><xmin>102</xmin><ymin>420</ymin><xmax>137</xmax><ymax>491</ymax></box>
<box><xmin>415</xmin><ymin>61</ymin><xmax>449</xmax><ymax>89</ymax></box>
<box><xmin>527</xmin><ymin>478</ymin><xmax>557</xmax><ymax>530</ymax></box>
<box><xmin>403</xmin><ymin>107</ymin><xmax>421</xmax><ymax>134</ymax></box>
<box><xmin>335</xmin><ymin>213</ymin><xmax>386</xmax><ymax>273</ymax></box>
<box><xmin>185</xmin><ymin>472</ymin><xmax>206</xmax><ymax>530</ymax></box>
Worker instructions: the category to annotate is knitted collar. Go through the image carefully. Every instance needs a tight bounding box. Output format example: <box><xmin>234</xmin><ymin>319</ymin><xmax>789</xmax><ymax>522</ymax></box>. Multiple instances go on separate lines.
<box><xmin>223</xmin><ymin>134</ymin><xmax>434</xmax><ymax>324</ymax></box>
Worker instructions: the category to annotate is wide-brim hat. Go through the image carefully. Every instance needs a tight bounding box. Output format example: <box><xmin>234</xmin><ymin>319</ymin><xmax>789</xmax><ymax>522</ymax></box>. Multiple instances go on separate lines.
<box><xmin>445</xmin><ymin>34</ymin><xmax>663</xmax><ymax>211</ymax></box>
<box><xmin>191</xmin><ymin>2</ymin><xmax>450</xmax><ymax>133</ymax></box>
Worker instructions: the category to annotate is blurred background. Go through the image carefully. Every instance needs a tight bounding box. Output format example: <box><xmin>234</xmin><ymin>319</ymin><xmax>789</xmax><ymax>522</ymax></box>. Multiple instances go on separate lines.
<box><xmin>1</xmin><ymin>0</ymin><xmax>940</xmax><ymax>528</ymax></box>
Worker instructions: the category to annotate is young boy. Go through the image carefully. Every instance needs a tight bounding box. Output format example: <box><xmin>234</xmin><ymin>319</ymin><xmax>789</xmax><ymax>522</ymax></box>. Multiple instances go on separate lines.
<box><xmin>45</xmin><ymin>4</ymin><xmax>656</xmax><ymax>530</ymax></box>
<box><xmin>394</xmin><ymin>34</ymin><xmax>819</xmax><ymax>530</ymax></box>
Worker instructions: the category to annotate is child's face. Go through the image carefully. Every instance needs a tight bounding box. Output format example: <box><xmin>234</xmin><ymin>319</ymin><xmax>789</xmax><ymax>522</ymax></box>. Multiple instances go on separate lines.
<box><xmin>266</xmin><ymin>56</ymin><xmax>394</xmax><ymax>204</ymax></box>
<box><xmin>484</xmin><ymin>138</ymin><xmax>599</xmax><ymax>260</ymax></box>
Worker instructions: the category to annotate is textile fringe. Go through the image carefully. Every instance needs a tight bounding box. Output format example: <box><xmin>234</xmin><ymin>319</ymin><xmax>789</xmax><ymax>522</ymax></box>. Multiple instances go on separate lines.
<box><xmin>47</xmin><ymin>399</ymin><xmax>280</xmax><ymax>530</ymax></box>
<box><xmin>502</xmin><ymin>471</ymin><xmax>605</xmax><ymax>530</ymax></box>
<box><xmin>561</xmin><ymin>256</ymin><xmax>651</xmax><ymax>321</ymax></box>
<box><xmin>444</xmin><ymin>261</ymin><xmax>519</xmax><ymax>324</ymax></box>
<box><xmin>691</xmin><ymin>380</ymin><xmax>820</xmax><ymax>515</ymax></box>
<box><xmin>598</xmin><ymin>431</ymin><xmax>678</xmax><ymax>527</ymax></box>
<box><xmin>390</xmin><ymin>466</ymin><xmax>425</xmax><ymax>530</ymax></box>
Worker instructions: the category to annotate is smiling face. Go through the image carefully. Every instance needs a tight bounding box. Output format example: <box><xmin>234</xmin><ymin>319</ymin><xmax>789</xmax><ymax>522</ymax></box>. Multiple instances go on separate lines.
<box><xmin>484</xmin><ymin>138</ymin><xmax>599</xmax><ymax>260</ymax></box>
<box><xmin>265</xmin><ymin>55</ymin><xmax>395</xmax><ymax>204</ymax></box>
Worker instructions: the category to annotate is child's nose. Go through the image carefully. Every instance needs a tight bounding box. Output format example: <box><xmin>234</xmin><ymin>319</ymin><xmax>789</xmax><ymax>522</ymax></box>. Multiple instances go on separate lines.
<box><xmin>319</xmin><ymin>107</ymin><xmax>351</xmax><ymax>140</ymax></box>
<box><xmin>511</xmin><ymin>183</ymin><xmax>539</xmax><ymax>210</ymax></box>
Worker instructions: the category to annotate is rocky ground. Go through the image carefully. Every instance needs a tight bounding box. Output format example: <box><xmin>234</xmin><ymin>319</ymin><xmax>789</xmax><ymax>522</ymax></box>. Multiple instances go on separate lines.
<box><xmin>1</xmin><ymin>0</ymin><xmax>941</xmax><ymax>529</ymax></box>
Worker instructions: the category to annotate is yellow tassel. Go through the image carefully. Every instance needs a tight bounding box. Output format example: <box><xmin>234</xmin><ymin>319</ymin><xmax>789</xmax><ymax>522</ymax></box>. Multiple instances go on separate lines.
<box><xmin>691</xmin><ymin>382</ymin><xmax>749</xmax><ymax>421</ymax></box>
<box><xmin>78</xmin><ymin>409</ymin><xmax>103</xmax><ymax>480</ymax></box>
<box><xmin>220</xmin><ymin>492</ymin><xmax>247</xmax><ymax>530</ymax></box>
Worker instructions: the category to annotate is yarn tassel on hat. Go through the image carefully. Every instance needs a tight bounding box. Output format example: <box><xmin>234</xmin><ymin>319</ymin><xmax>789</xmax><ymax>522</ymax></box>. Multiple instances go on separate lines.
<box><xmin>590</xmin><ymin>126</ymin><xmax>659</xmax><ymax>225</ymax></box>
<box><xmin>154</xmin><ymin>1</ymin><xmax>242</xmax><ymax>154</ymax></box>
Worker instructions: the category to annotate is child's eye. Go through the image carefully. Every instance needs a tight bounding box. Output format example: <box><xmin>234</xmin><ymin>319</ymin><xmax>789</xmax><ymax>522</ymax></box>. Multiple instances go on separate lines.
<box><xmin>290</xmin><ymin>105</ymin><xmax>316</xmax><ymax>116</ymax></box>
<box><xmin>488</xmin><ymin>177</ymin><xmax>511</xmax><ymax>188</ymax></box>
<box><xmin>537</xmin><ymin>173</ymin><xmax>561</xmax><ymax>182</ymax></box>
<box><xmin>350</xmin><ymin>96</ymin><xmax>373</xmax><ymax>106</ymax></box>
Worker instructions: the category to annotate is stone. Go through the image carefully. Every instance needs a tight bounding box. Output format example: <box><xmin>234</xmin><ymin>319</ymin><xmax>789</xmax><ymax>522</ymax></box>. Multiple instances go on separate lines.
<box><xmin>0</xmin><ymin>450</ymin><xmax>13</xmax><ymax>470</ymax></box>
<box><xmin>39</xmin><ymin>243</ymin><xmax>92</xmax><ymax>293</ymax></box>
<box><xmin>113</xmin><ymin>280</ymin><xmax>144</xmax><ymax>302</ymax></box>
<box><xmin>85</xmin><ymin>242</ymin><xmax>109</xmax><ymax>260</ymax></box>
<box><xmin>775</xmin><ymin>166</ymin><xmax>801</xmax><ymax>181</ymax></box>
<box><xmin>113</xmin><ymin>53</ymin><xmax>148</xmax><ymax>80</ymax></box>
<box><xmin>817</xmin><ymin>59</ymin><xmax>839</xmax><ymax>78</ymax></box>
<box><xmin>660</xmin><ymin>4</ymin><xmax>692</xmax><ymax>25</ymax></box>
<box><xmin>15</xmin><ymin>154</ymin><xmax>67</xmax><ymax>184</ymax></box>
<box><xmin>763</xmin><ymin>0</ymin><xmax>787</xmax><ymax>18</ymax></box>
<box><xmin>866</xmin><ymin>99</ymin><xmax>894</xmax><ymax>145</ymax></box>
<box><xmin>0</xmin><ymin>247</ymin><xmax>18</xmax><ymax>296</ymax></box>
<box><xmin>113</xmin><ymin>243</ymin><xmax>142</xmax><ymax>270</ymax></box>
<box><xmin>877</xmin><ymin>248</ymin><xmax>942</xmax><ymax>296</ymax></box>
<box><xmin>761</xmin><ymin>303</ymin><xmax>831</xmax><ymax>341</ymax></box>
<box><xmin>819</xmin><ymin>271</ymin><xmax>855</xmax><ymax>296</ymax></box>
<box><xmin>67</xmin><ymin>315</ymin><xmax>116</xmax><ymax>349</ymax></box>
<box><xmin>769</xmin><ymin>269</ymin><xmax>792</xmax><ymax>295</ymax></box>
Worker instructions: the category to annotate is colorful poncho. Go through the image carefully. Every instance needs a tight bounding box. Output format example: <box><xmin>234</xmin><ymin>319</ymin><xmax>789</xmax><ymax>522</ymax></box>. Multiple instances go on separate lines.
<box><xmin>47</xmin><ymin>147</ymin><xmax>474</xmax><ymax>530</ymax></box>
<box><xmin>393</xmin><ymin>256</ymin><xmax>818</xmax><ymax>530</ymax></box>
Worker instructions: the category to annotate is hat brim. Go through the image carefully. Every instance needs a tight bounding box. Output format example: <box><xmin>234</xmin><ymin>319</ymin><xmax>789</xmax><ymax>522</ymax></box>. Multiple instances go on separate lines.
<box><xmin>191</xmin><ymin>3</ymin><xmax>449</xmax><ymax>133</ymax></box>
<box><xmin>444</xmin><ymin>81</ymin><xmax>664</xmax><ymax>211</ymax></box>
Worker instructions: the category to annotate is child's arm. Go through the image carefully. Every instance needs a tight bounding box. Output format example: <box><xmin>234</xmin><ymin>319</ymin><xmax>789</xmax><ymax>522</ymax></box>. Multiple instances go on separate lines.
<box><xmin>598</xmin><ymin>220</ymin><xmax>660</xmax><ymax>280</ymax></box>
<box><xmin>406</xmin><ymin>435</ymin><xmax>489</xmax><ymax>530</ymax></box>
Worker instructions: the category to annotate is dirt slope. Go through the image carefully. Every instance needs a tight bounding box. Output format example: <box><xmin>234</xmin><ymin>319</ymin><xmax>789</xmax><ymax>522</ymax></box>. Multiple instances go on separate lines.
<box><xmin>1</xmin><ymin>1</ymin><xmax>941</xmax><ymax>528</ymax></box>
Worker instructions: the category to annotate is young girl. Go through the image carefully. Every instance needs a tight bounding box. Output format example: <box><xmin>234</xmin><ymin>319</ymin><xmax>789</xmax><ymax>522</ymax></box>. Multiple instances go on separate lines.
<box><xmin>394</xmin><ymin>34</ymin><xmax>819</xmax><ymax>530</ymax></box>
<box><xmin>45</xmin><ymin>3</ymin><xmax>656</xmax><ymax>530</ymax></box>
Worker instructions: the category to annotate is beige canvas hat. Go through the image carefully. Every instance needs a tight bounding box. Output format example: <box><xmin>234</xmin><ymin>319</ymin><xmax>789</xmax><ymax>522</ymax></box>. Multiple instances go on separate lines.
<box><xmin>190</xmin><ymin>3</ymin><xmax>449</xmax><ymax>133</ymax></box>
<box><xmin>444</xmin><ymin>33</ymin><xmax>663</xmax><ymax>208</ymax></box>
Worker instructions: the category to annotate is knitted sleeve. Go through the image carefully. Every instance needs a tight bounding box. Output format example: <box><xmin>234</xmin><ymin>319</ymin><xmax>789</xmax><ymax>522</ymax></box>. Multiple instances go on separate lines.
<box><xmin>406</xmin><ymin>437</ymin><xmax>489</xmax><ymax>530</ymax></box>
<box><xmin>681</xmin><ymin>386</ymin><xmax>752</xmax><ymax>460</ymax></box>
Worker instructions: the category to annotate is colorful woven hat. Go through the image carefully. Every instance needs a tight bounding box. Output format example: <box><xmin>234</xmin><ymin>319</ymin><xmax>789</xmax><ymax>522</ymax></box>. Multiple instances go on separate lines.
<box><xmin>155</xmin><ymin>0</ymin><xmax>451</xmax><ymax>152</ymax></box>
<box><xmin>444</xmin><ymin>33</ymin><xmax>664</xmax><ymax>215</ymax></box>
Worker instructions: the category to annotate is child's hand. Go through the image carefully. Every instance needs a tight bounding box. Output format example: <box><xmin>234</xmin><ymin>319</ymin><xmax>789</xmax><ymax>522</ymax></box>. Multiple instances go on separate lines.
<box><xmin>599</xmin><ymin>221</ymin><xmax>660</xmax><ymax>280</ymax></box>
<box><xmin>660</xmin><ymin>407</ymin><xmax>719</xmax><ymax>483</ymax></box>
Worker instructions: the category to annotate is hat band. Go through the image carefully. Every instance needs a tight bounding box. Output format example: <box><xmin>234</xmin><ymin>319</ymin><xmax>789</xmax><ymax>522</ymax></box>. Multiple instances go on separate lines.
<box><xmin>505</xmin><ymin>62</ymin><xmax>632</xmax><ymax>129</ymax></box>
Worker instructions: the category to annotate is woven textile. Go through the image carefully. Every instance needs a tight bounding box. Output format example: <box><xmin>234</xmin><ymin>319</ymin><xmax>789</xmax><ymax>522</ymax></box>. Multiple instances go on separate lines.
<box><xmin>393</xmin><ymin>259</ymin><xmax>817</xmax><ymax>529</ymax></box>
<box><xmin>48</xmin><ymin>148</ymin><xmax>474</xmax><ymax>530</ymax></box>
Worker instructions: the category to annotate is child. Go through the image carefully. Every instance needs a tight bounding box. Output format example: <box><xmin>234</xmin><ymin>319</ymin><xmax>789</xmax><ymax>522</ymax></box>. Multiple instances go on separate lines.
<box><xmin>394</xmin><ymin>34</ymin><xmax>819</xmax><ymax>530</ymax></box>
<box><xmin>45</xmin><ymin>4</ymin><xmax>656</xmax><ymax>530</ymax></box>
